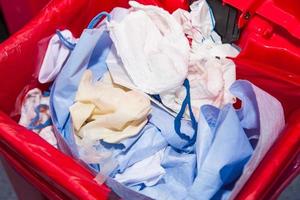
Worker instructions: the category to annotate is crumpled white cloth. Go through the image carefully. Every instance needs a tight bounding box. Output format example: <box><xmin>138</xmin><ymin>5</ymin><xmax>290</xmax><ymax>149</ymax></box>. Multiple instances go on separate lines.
<box><xmin>106</xmin><ymin>43</ymin><xmax>178</xmax><ymax>118</ymax></box>
<box><xmin>38</xmin><ymin>30</ymin><xmax>78</xmax><ymax>84</ymax></box>
<box><xmin>107</xmin><ymin>1</ymin><xmax>190</xmax><ymax>94</ymax></box>
<box><xmin>39</xmin><ymin>126</ymin><xmax>58</xmax><ymax>148</ymax></box>
<box><xmin>19</xmin><ymin>88</ymin><xmax>58</xmax><ymax>148</ymax></box>
<box><xmin>105</xmin><ymin>1</ymin><xmax>239</xmax><ymax>119</ymax></box>
<box><xmin>172</xmin><ymin>0</ymin><xmax>215</xmax><ymax>43</ymax></box>
<box><xmin>159</xmin><ymin>0</ymin><xmax>240</xmax><ymax>119</ymax></box>
<box><xmin>160</xmin><ymin>41</ymin><xmax>239</xmax><ymax>118</ymax></box>
<box><xmin>70</xmin><ymin>70</ymin><xmax>151</xmax><ymax>144</ymax></box>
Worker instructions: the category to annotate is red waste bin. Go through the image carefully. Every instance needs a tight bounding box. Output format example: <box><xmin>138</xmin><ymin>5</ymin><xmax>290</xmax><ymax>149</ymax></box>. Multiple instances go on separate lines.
<box><xmin>0</xmin><ymin>0</ymin><xmax>299</xmax><ymax>199</ymax></box>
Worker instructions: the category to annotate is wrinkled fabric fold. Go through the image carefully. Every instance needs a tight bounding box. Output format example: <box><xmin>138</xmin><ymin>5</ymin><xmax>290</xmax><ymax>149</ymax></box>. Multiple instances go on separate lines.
<box><xmin>70</xmin><ymin>70</ymin><xmax>151</xmax><ymax>144</ymax></box>
<box><xmin>107</xmin><ymin>1</ymin><xmax>190</xmax><ymax>94</ymax></box>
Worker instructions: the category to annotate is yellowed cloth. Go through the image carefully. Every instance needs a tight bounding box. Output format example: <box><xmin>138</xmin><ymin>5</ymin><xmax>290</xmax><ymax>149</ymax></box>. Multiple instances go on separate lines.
<box><xmin>70</xmin><ymin>70</ymin><xmax>151</xmax><ymax>143</ymax></box>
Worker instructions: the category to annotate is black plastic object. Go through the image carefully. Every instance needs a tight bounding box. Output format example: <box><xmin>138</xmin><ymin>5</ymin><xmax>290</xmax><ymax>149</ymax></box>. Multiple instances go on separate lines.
<box><xmin>0</xmin><ymin>11</ymin><xmax>9</xmax><ymax>43</ymax></box>
<box><xmin>206</xmin><ymin>0</ymin><xmax>240</xmax><ymax>43</ymax></box>
<box><xmin>189</xmin><ymin>0</ymin><xmax>240</xmax><ymax>43</ymax></box>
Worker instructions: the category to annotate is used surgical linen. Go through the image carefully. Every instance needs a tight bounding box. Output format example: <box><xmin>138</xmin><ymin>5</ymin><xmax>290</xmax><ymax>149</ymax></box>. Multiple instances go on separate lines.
<box><xmin>106</xmin><ymin>44</ymin><xmax>178</xmax><ymax>118</ymax></box>
<box><xmin>70</xmin><ymin>70</ymin><xmax>151</xmax><ymax>144</ymax></box>
<box><xmin>111</xmin><ymin>122</ymin><xmax>168</xmax><ymax>173</ymax></box>
<box><xmin>229</xmin><ymin>81</ymin><xmax>285</xmax><ymax>200</ymax></box>
<box><xmin>188</xmin><ymin>80</ymin><xmax>284</xmax><ymax>200</ymax></box>
<box><xmin>131</xmin><ymin>101</ymin><xmax>252</xmax><ymax>200</ymax></box>
<box><xmin>19</xmin><ymin>88</ymin><xmax>58</xmax><ymax>148</ymax></box>
<box><xmin>160</xmin><ymin>0</ymin><xmax>239</xmax><ymax>119</ymax></box>
<box><xmin>107</xmin><ymin>1</ymin><xmax>190</xmax><ymax>94</ymax></box>
<box><xmin>114</xmin><ymin>149</ymin><xmax>165</xmax><ymax>187</ymax></box>
<box><xmin>108</xmin><ymin>125</ymin><xmax>195</xmax><ymax>197</ymax></box>
<box><xmin>50</xmin><ymin>8</ymin><xmax>128</xmax><ymax>155</ymax></box>
<box><xmin>129</xmin><ymin>147</ymin><xmax>196</xmax><ymax>200</ymax></box>
<box><xmin>46</xmin><ymin>4</ymin><xmax>286</xmax><ymax>200</ymax></box>
<box><xmin>188</xmin><ymin>104</ymin><xmax>253</xmax><ymax>200</ymax></box>
<box><xmin>160</xmin><ymin>56</ymin><xmax>237</xmax><ymax>119</ymax></box>
<box><xmin>85</xmin><ymin>104</ymin><xmax>194</xmax><ymax>184</ymax></box>
<box><xmin>105</xmin><ymin>0</ymin><xmax>239</xmax><ymax>119</ymax></box>
<box><xmin>172</xmin><ymin>0</ymin><xmax>215</xmax><ymax>42</ymax></box>
<box><xmin>123</xmin><ymin>80</ymin><xmax>283</xmax><ymax>200</ymax></box>
<box><xmin>39</xmin><ymin>30</ymin><xmax>77</xmax><ymax>84</ymax></box>
<box><xmin>81</xmin><ymin>118</ymin><xmax>169</xmax><ymax>183</ymax></box>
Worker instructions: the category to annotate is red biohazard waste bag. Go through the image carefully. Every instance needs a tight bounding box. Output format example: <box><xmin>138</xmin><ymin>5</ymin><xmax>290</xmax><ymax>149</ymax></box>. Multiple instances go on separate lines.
<box><xmin>0</xmin><ymin>0</ymin><xmax>299</xmax><ymax>199</ymax></box>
